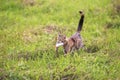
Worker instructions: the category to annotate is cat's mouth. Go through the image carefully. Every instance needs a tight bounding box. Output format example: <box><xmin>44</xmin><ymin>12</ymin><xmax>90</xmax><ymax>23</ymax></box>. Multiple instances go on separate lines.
<box><xmin>56</xmin><ymin>42</ymin><xmax>64</xmax><ymax>47</ymax></box>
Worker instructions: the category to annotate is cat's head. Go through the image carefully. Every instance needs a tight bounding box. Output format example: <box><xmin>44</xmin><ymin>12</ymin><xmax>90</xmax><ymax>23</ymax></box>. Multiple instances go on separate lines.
<box><xmin>56</xmin><ymin>33</ymin><xmax>67</xmax><ymax>47</ymax></box>
<box><xmin>57</xmin><ymin>33</ymin><xmax>66</xmax><ymax>43</ymax></box>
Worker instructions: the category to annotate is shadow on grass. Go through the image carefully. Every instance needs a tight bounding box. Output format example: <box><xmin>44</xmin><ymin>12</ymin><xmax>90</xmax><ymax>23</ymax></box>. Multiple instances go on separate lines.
<box><xmin>84</xmin><ymin>45</ymin><xmax>100</xmax><ymax>53</ymax></box>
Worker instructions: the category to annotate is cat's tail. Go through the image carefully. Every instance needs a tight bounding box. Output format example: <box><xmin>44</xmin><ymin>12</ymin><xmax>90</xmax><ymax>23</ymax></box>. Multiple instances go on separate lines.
<box><xmin>77</xmin><ymin>10</ymin><xmax>84</xmax><ymax>32</ymax></box>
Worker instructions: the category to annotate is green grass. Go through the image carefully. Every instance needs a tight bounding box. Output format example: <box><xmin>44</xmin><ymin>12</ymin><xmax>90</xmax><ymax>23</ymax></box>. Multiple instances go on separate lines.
<box><xmin>0</xmin><ymin>0</ymin><xmax>120</xmax><ymax>80</ymax></box>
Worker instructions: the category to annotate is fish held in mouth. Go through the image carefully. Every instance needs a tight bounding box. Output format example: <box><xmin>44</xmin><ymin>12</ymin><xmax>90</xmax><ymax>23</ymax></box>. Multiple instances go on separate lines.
<box><xmin>56</xmin><ymin>42</ymin><xmax>64</xmax><ymax>47</ymax></box>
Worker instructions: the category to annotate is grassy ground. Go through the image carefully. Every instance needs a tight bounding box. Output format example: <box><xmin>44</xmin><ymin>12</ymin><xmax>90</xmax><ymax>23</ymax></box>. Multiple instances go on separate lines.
<box><xmin>0</xmin><ymin>0</ymin><xmax>120</xmax><ymax>80</ymax></box>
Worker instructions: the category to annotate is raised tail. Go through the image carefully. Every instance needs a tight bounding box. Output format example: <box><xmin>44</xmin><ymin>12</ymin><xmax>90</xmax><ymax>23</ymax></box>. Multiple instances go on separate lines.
<box><xmin>77</xmin><ymin>11</ymin><xmax>84</xmax><ymax>32</ymax></box>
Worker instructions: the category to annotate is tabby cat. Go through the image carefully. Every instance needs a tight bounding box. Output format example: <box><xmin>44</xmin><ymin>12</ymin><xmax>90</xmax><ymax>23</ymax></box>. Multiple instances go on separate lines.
<box><xmin>56</xmin><ymin>11</ymin><xmax>84</xmax><ymax>54</ymax></box>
